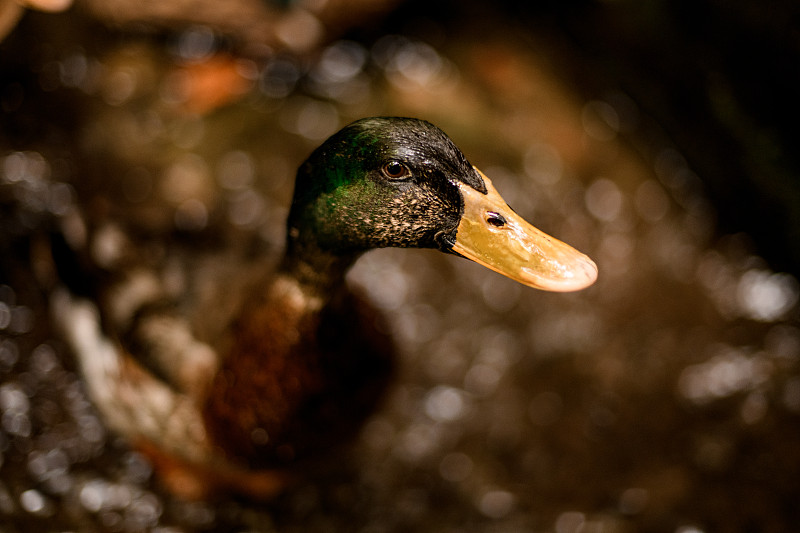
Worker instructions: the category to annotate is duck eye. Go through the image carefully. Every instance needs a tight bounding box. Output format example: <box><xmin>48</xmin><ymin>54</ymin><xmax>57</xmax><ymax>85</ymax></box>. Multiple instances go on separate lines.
<box><xmin>486</xmin><ymin>211</ymin><xmax>507</xmax><ymax>228</ymax></box>
<box><xmin>381</xmin><ymin>161</ymin><xmax>410</xmax><ymax>180</ymax></box>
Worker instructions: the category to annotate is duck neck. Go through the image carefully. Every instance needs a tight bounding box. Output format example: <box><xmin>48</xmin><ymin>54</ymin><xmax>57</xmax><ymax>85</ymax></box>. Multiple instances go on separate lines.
<box><xmin>278</xmin><ymin>237</ymin><xmax>361</xmax><ymax>297</ymax></box>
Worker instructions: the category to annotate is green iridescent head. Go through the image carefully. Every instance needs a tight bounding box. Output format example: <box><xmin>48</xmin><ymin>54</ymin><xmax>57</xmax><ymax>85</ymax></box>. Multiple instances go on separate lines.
<box><xmin>287</xmin><ymin>117</ymin><xmax>485</xmax><ymax>254</ymax></box>
<box><xmin>285</xmin><ymin>117</ymin><xmax>598</xmax><ymax>292</ymax></box>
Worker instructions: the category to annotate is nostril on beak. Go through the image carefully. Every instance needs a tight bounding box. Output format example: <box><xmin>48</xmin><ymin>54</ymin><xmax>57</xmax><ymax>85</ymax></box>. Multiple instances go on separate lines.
<box><xmin>486</xmin><ymin>211</ymin><xmax>507</xmax><ymax>228</ymax></box>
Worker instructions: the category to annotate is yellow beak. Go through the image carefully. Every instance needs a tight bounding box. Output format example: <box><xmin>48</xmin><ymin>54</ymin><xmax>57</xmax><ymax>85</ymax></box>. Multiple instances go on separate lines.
<box><xmin>452</xmin><ymin>168</ymin><xmax>598</xmax><ymax>292</ymax></box>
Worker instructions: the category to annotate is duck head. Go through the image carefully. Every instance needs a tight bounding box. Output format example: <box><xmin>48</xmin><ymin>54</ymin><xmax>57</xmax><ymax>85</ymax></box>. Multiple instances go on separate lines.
<box><xmin>285</xmin><ymin>117</ymin><xmax>597</xmax><ymax>292</ymax></box>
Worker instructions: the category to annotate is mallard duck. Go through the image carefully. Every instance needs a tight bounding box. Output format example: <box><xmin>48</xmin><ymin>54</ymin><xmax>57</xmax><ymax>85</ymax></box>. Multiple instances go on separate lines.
<box><xmin>52</xmin><ymin>117</ymin><xmax>597</xmax><ymax>499</ymax></box>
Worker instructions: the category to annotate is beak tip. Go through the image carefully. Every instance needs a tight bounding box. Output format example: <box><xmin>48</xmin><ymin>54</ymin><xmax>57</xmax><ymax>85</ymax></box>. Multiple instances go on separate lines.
<box><xmin>522</xmin><ymin>254</ymin><xmax>598</xmax><ymax>292</ymax></box>
<box><xmin>579</xmin><ymin>257</ymin><xmax>599</xmax><ymax>289</ymax></box>
<box><xmin>564</xmin><ymin>254</ymin><xmax>599</xmax><ymax>292</ymax></box>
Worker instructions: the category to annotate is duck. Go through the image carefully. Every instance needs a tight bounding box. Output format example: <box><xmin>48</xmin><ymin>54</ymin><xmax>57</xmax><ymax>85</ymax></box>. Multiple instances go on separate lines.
<box><xmin>50</xmin><ymin>117</ymin><xmax>597</xmax><ymax>499</ymax></box>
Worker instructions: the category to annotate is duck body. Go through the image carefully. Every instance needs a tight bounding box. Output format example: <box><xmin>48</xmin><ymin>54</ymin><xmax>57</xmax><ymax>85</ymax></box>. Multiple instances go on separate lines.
<box><xmin>53</xmin><ymin>117</ymin><xmax>597</xmax><ymax>498</ymax></box>
<box><xmin>202</xmin><ymin>272</ymin><xmax>393</xmax><ymax>471</ymax></box>
<box><xmin>55</xmin><ymin>248</ymin><xmax>392</xmax><ymax>496</ymax></box>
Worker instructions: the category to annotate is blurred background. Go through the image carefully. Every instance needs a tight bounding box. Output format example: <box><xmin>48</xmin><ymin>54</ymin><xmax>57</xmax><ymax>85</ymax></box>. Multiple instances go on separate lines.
<box><xmin>1</xmin><ymin>0</ymin><xmax>799</xmax><ymax>531</ymax></box>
